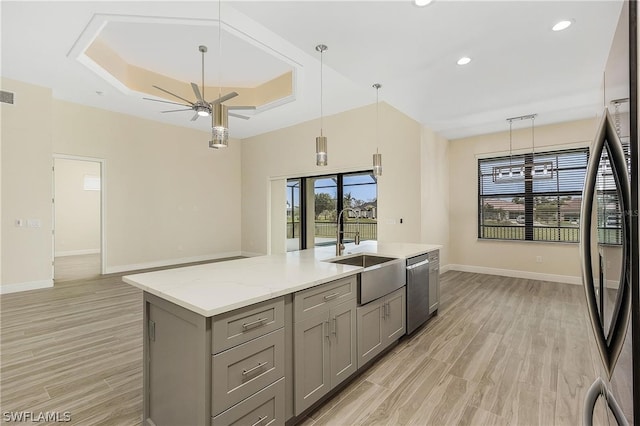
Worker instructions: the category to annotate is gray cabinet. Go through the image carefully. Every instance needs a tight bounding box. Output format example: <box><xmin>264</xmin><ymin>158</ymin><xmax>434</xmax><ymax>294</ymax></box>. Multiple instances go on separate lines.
<box><xmin>428</xmin><ymin>250</ymin><xmax>440</xmax><ymax>314</ymax></box>
<box><xmin>356</xmin><ymin>286</ymin><xmax>406</xmax><ymax>369</ymax></box>
<box><xmin>293</xmin><ymin>276</ymin><xmax>357</xmax><ymax>415</ymax></box>
<box><xmin>143</xmin><ymin>293</ymin><xmax>286</xmax><ymax>426</ymax></box>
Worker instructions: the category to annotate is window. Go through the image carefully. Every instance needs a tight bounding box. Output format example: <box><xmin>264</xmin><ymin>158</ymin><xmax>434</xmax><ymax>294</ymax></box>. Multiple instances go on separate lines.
<box><xmin>478</xmin><ymin>148</ymin><xmax>589</xmax><ymax>242</ymax></box>
<box><xmin>286</xmin><ymin>171</ymin><xmax>377</xmax><ymax>251</ymax></box>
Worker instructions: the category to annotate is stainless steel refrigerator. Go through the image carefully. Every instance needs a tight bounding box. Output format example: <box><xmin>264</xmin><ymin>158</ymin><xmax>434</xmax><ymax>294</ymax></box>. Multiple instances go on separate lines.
<box><xmin>580</xmin><ymin>2</ymin><xmax>638</xmax><ymax>424</ymax></box>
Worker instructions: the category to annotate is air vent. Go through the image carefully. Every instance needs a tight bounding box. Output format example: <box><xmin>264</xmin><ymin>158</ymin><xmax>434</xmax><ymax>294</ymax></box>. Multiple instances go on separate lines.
<box><xmin>0</xmin><ymin>90</ymin><xmax>15</xmax><ymax>105</ymax></box>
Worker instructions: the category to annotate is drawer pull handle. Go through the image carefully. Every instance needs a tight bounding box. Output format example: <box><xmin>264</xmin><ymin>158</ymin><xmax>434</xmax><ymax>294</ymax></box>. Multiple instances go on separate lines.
<box><xmin>242</xmin><ymin>318</ymin><xmax>268</xmax><ymax>330</ymax></box>
<box><xmin>242</xmin><ymin>361</ymin><xmax>268</xmax><ymax>376</ymax></box>
<box><xmin>251</xmin><ymin>415</ymin><xmax>268</xmax><ymax>426</ymax></box>
<box><xmin>323</xmin><ymin>292</ymin><xmax>340</xmax><ymax>301</ymax></box>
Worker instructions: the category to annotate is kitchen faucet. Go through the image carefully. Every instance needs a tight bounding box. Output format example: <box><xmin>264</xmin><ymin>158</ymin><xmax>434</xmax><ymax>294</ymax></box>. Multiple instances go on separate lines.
<box><xmin>336</xmin><ymin>208</ymin><xmax>361</xmax><ymax>256</ymax></box>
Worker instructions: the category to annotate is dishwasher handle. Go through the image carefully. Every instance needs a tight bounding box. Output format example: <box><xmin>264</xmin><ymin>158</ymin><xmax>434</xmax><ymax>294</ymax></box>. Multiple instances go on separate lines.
<box><xmin>406</xmin><ymin>259</ymin><xmax>429</xmax><ymax>270</ymax></box>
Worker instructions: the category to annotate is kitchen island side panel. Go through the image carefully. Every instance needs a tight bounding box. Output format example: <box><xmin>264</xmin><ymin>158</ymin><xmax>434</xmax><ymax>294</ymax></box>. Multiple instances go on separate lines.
<box><xmin>144</xmin><ymin>292</ymin><xmax>211</xmax><ymax>426</ymax></box>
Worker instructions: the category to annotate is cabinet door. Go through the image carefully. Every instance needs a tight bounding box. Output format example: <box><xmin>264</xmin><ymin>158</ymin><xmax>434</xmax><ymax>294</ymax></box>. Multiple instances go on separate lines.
<box><xmin>356</xmin><ymin>300</ymin><xmax>384</xmax><ymax>369</ymax></box>
<box><xmin>293</xmin><ymin>312</ymin><xmax>330</xmax><ymax>415</ymax></box>
<box><xmin>384</xmin><ymin>287</ymin><xmax>406</xmax><ymax>344</ymax></box>
<box><xmin>329</xmin><ymin>300</ymin><xmax>357</xmax><ymax>388</ymax></box>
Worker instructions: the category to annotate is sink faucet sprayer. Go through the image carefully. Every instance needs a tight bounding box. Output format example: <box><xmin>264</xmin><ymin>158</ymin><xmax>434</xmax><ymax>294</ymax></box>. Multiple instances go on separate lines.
<box><xmin>336</xmin><ymin>208</ymin><xmax>361</xmax><ymax>256</ymax></box>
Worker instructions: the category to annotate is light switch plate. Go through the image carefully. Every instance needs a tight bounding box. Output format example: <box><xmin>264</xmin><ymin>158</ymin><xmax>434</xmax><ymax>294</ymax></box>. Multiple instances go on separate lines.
<box><xmin>27</xmin><ymin>219</ymin><xmax>42</xmax><ymax>228</ymax></box>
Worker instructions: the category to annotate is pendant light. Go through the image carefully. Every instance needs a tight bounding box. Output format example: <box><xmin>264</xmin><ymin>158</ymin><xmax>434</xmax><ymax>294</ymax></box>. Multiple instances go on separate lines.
<box><xmin>315</xmin><ymin>44</ymin><xmax>328</xmax><ymax>166</ymax></box>
<box><xmin>209</xmin><ymin>104</ymin><xmax>229</xmax><ymax>148</ymax></box>
<box><xmin>492</xmin><ymin>114</ymin><xmax>553</xmax><ymax>183</ymax></box>
<box><xmin>372</xmin><ymin>83</ymin><xmax>383</xmax><ymax>177</ymax></box>
<box><xmin>210</xmin><ymin>0</ymin><xmax>229</xmax><ymax>149</ymax></box>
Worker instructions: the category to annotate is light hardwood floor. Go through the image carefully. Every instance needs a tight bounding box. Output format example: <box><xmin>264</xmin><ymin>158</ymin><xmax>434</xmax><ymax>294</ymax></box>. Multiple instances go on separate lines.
<box><xmin>1</xmin><ymin>270</ymin><xmax>604</xmax><ymax>425</ymax></box>
<box><xmin>54</xmin><ymin>254</ymin><xmax>102</xmax><ymax>283</ymax></box>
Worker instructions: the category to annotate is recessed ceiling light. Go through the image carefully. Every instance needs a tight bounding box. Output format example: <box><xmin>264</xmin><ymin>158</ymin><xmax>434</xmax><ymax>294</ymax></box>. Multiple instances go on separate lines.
<box><xmin>457</xmin><ymin>57</ymin><xmax>471</xmax><ymax>66</ymax></box>
<box><xmin>414</xmin><ymin>0</ymin><xmax>433</xmax><ymax>7</ymax></box>
<box><xmin>552</xmin><ymin>20</ymin><xmax>572</xmax><ymax>31</ymax></box>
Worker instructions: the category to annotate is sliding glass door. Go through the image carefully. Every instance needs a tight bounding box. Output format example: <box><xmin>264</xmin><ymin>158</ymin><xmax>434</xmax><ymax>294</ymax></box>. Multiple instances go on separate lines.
<box><xmin>286</xmin><ymin>171</ymin><xmax>377</xmax><ymax>251</ymax></box>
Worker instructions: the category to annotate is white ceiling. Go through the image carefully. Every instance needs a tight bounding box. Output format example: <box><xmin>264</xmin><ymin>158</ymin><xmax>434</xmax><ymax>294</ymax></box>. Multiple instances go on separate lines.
<box><xmin>0</xmin><ymin>1</ymin><xmax>625</xmax><ymax>140</ymax></box>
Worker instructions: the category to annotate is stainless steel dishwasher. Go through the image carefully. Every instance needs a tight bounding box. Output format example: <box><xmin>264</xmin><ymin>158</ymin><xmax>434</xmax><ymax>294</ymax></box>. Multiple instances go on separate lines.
<box><xmin>406</xmin><ymin>253</ymin><xmax>430</xmax><ymax>335</ymax></box>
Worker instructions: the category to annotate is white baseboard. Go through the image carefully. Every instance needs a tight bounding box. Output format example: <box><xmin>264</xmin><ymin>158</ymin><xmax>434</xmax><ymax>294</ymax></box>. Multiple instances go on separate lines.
<box><xmin>105</xmin><ymin>251</ymin><xmax>244</xmax><ymax>274</ymax></box>
<box><xmin>446</xmin><ymin>264</ymin><xmax>582</xmax><ymax>285</ymax></box>
<box><xmin>55</xmin><ymin>249</ymin><xmax>100</xmax><ymax>257</ymax></box>
<box><xmin>1</xmin><ymin>279</ymin><xmax>54</xmax><ymax>294</ymax></box>
<box><xmin>606</xmin><ymin>279</ymin><xmax>620</xmax><ymax>290</ymax></box>
<box><xmin>440</xmin><ymin>264</ymin><xmax>452</xmax><ymax>274</ymax></box>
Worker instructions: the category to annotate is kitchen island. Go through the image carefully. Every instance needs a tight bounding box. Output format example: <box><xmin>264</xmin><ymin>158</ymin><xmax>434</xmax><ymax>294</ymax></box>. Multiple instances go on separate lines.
<box><xmin>123</xmin><ymin>241</ymin><xmax>440</xmax><ymax>426</ymax></box>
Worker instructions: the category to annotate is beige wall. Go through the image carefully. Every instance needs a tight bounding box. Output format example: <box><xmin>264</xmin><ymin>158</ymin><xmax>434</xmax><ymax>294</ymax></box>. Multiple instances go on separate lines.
<box><xmin>2</xmin><ymin>78</ymin><xmax>242</xmax><ymax>291</ymax></box>
<box><xmin>1</xmin><ymin>78</ymin><xmax>54</xmax><ymax>291</ymax></box>
<box><xmin>54</xmin><ymin>158</ymin><xmax>101</xmax><ymax>256</ymax></box>
<box><xmin>448</xmin><ymin>118</ymin><xmax>599</xmax><ymax>283</ymax></box>
<box><xmin>241</xmin><ymin>102</ymin><xmax>450</xmax><ymax>264</ymax></box>
<box><xmin>52</xmin><ymin>100</ymin><xmax>242</xmax><ymax>273</ymax></box>
<box><xmin>421</xmin><ymin>127</ymin><xmax>450</xmax><ymax>266</ymax></box>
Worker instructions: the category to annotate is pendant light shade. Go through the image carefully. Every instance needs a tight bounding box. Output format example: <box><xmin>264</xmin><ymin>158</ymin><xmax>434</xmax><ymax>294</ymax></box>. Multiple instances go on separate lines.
<box><xmin>315</xmin><ymin>44</ymin><xmax>328</xmax><ymax>166</ymax></box>
<box><xmin>372</xmin><ymin>83</ymin><xmax>383</xmax><ymax>177</ymax></box>
<box><xmin>209</xmin><ymin>104</ymin><xmax>229</xmax><ymax>149</ymax></box>
<box><xmin>373</xmin><ymin>151</ymin><xmax>383</xmax><ymax>176</ymax></box>
<box><xmin>316</xmin><ymin>136</ymin><xmax>328</xmax><ymax>166</ymax></box>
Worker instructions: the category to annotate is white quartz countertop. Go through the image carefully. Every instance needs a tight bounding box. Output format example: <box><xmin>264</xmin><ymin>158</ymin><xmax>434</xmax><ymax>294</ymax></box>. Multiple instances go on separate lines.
<box><xmin>123</xmin><ymin>241</ymin><xmax>441</xmax><ymax>317</ymax></box>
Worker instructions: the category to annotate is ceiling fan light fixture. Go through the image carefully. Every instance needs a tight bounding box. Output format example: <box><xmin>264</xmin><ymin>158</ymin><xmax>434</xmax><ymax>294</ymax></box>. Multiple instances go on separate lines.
<box><xmin>196</xmin><ymin>105</ymin><xmax>210</xmax><ymax>117</ymax></box>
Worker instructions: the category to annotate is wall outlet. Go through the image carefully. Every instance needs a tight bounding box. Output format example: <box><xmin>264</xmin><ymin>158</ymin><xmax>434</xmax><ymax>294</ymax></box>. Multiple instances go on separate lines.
<box><xmin>536</xmin><ymin>256</ymin><xmax>543</xmax><ymax>263</ymax></box>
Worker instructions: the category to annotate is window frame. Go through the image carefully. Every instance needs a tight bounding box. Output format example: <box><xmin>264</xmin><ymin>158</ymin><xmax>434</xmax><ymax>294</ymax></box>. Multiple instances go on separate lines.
<box><xmin>286</xmin><ymin>170</ymin><xmax>378</xmax><ymax>251</ymax></box>
<box><xmin>477</xmin><ymin>147</ymin><xmax>589</xmax><ymax>243</ymax></box>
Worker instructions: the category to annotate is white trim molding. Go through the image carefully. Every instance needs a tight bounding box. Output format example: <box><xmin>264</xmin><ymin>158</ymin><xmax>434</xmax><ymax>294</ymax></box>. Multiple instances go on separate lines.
<box><xmin>1</xmin><ymin>279</ymin><xmax>53</xmax><ymax>294</ymax></box>
<box><xmin>105</xmin><ymin>252</ymin><xmax>244</xmax><ymax>275</ymax></box>
<box><xmin>446</xmin><ymin>264</ymin><xmax>582</xmax><ymax>285</ymax></box>
<box><xmin>55</xmin><ymin>249</ymin><xmax>100</xmax><ymax>257</ymax></box>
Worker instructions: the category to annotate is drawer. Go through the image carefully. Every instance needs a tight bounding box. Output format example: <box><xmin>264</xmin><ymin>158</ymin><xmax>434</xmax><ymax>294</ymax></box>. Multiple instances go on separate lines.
<box><xmin>212</xmin><ymin>328</ymin><xmax>284</xmax><ymax>415</ymax></box>
<box><xmin>212</xmin><ymin>377</ymin><xmax>285</xmax><ymax>426</ymax></box>
<box><xmin>294</xmin><ymin>276</ymin><xmax>356</xmax><ymax>322</ymax></box>
<box><xmin>213</xmin><ymin>297</ymin><xmax>284</xmax><ymax>354</ymax></box>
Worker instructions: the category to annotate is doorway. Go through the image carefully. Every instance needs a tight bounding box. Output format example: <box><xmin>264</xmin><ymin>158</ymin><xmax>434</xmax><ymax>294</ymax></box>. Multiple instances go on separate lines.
<box><xmin>53</xmin><ymin>156</ymin><xmax>104</xmax><ymax>282</ymax></box>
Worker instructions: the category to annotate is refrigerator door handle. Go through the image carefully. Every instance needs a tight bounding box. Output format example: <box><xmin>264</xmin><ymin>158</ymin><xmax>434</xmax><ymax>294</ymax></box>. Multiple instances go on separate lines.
<box><xmin>580</xmin><ymin>108</ymin><xmax>633</xmax><ymax>379</ymax></box>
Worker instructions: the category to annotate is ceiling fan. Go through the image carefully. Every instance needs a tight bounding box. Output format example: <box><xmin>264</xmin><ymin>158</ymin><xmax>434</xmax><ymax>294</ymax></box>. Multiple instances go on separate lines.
<box><xmin>143</xmin><ymin>45</ymin><xmax>254</xmax><ymax>121</ymax></box>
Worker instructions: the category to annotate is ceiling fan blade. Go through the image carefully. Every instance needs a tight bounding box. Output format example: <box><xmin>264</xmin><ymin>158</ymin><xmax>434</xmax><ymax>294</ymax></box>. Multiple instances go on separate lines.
<box><xmin>229</xmin><ymin>112</ymin><xmax>250</xmax><ymax>120</ymax></box>
<box><xmin>143</xmin><ymin>97</ymin><xmax>189</xmax><ymax>107</ymax></box>
<box><xmin>161</xmin><ymin>108</ymin><xmax>194</xmax><ymax>113</ymax></box>
<box><xmin>209</xmin><ymin>92</ymin><xmax>239</xmax><ymax>105</ymax></box>
<box><xmin>152</xmin><ymin>85</ymin><xmax>195</xmax><ymax>105</ymax></box>
<box><xmin>227</xmin><ymin>105</ymin><xmax>256</xmax><ymax>111</ymax></box>
<box><xmin>191</xmin><ymin>83</ymin><xmax>204</xmax><ymax>102</ymax></box>
<box><xmin>191</xmin><ymin>112</ymin><xmax>199</xmax><ymax>121</ymax></box>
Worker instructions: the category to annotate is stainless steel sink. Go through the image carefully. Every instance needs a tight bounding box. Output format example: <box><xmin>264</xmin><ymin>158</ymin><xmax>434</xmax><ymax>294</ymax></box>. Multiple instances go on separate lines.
<box><xmin>327</xmin><ymin>254</ymin><xmax>405</xmax><ymax>304</ymax></box>
<box><xmin>329</xmin><ymin>254</ymin><xmax>396</xmax><ymax>268</ymax></box>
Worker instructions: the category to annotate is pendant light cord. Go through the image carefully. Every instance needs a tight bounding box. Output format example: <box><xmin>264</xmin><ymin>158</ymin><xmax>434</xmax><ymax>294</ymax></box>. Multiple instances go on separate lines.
<box><xmin>376</xmin><ymin>85</ymin><xmax>380</xmax><ymax>154</ymax></box>
<box><xmin>531</xmin><ymin>115</ymin><xmax>535</xmax><ymax>158</ymax></box>
<box><xmin>508</xmin><ymin>119</ymin><xmax>513</xmax><ymax>167</ymax></box>
<box><xmin>218</xmin><ymin>0</ymin><xmax>222</xmax><ymax>101</ymax></box>
<box><xmin>320</xmin><ymin>49</ymin><xmax>324</xmax><ymax>137</ymax></box>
